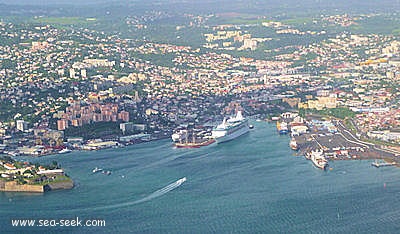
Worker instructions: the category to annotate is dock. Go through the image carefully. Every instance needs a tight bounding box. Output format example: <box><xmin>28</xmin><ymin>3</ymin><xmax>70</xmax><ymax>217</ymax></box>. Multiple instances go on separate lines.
<box><xmin>371</xmin><ymin>161</ymin><xmax>397</xmax><ymax>168</ymax></box>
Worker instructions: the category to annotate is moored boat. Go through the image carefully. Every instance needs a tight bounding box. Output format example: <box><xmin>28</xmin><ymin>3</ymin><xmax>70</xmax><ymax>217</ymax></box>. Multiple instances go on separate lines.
<box><xmin>175</xmin><ymin>138</ymin><xmax>215</xmax><ymax>148</ymax></box>
<box><xmin>58</xmin><ymin>148</ymin><xmax>72</xmax><ymax>154</ymax></box>
<box><xmin>289</xmin><ymin>138</ymin><xmax>298</xmax><ymax>150</ymax></box>
<box><xmin>277</xmin><ymin>121</ymin><xmax>288</xmax><ymax>134</ymax></box>
<box><xmin>211</xmin><ymin>111</ymin><xmax>249</xmax><ymax>144</ymax></box>
<box><xmin>309</xmin><ymin>150</ymin><xmax>328</xmax><ymax>170</ymax></box>
<box><xmin>171</xmin><ymin>129</ymin><xmax>188</xmax><ymax>142</ymax></box>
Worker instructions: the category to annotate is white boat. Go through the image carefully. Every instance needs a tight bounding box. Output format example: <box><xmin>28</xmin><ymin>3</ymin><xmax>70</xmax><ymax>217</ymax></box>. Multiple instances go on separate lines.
<box><xmin>310</xmin><ymin>150</ymin><xmax>328</xmax><ymax>170</ymax></box>
<box><xmin>102</xmin><ymin>170</ymin><xmax>112</xmax><ymax>175</ymax></box>
<box><xmin>171</xmin><ymin>129</ymin><xmax>188</xmax><ymax>142</ymax></box>
<box><xmin>92</xmin><ymin>167</ymin><xmax>103</xmax><ymax>173</ymax></box>
<box><xmin>176</xmin><ymin>177</ymin><xmax>187</xmax><ymax>185</ymax></box>
<box><xmin>211</xmin><ymin>111</ymin><xmax>249</xmax><ymax>144</ymax></box>
<box><xmin>289</xmin><ymin>138</ymin><xmax>298</xmax><ymax>150</ymax></box>
<box><xmin>58</xmin><ymin>148</ymin><xmax>72</xmax><ymax>154</ymax></box>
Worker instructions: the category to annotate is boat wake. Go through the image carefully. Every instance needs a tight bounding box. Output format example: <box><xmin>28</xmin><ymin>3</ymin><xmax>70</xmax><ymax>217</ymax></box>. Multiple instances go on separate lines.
<box><xmin>91</xmin><ymin>177</ymin><xmax>187</xmax><ymax>211</ymax></box>
<box><xmin>133</xmin><ymin>177</ymin><xmax>186</xmax><ymax>204</ymax></box>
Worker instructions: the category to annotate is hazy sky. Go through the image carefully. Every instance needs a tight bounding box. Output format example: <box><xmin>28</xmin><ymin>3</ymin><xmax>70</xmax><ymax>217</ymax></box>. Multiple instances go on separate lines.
<box><xmin>0</xmin><ymin>0</ymin><xmax>111</xmax><ymax>4</ymax></box>
<box><xmin>1</xmin><ymin>0</ymin><xmax>398</xmax><ymax>6</ymax></box>
<box><xmin>0</xmin><ymin>0</ymin><xmax>366</xmax><ymax>4</ymax></box>
<box><xmin>0</xmin><ymin>0</ymin><xmax>398</xmax><ymax>14</ymax></box>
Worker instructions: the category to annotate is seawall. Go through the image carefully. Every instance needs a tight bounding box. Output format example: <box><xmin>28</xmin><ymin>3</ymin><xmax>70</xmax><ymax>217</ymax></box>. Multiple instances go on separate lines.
<box><xmin>0</xmin><ymin>180</ymin><xmax>74</xmax><ymax>193</ymax></box>
<box><xmin>0</xmin><ymin>181</ymin><xmax>44</xmax><ymax>193</ymax></box>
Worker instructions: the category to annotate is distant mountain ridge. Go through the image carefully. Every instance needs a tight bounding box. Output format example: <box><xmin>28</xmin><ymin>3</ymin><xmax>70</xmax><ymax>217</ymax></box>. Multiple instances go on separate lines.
<box><xmin>0</xmin><ymin>0</ymin><xmax>398</xmax><ymax>16</ymax></box>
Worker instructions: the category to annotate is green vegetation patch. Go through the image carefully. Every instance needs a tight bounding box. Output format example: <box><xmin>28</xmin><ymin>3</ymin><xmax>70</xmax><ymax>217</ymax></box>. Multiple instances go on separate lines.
<box><xmin>307</xmin><ymin>107</ymin><xmax>356</xmax><ymax>120</ymax></box>
<box><xmin>282</xmin><ymin>17</ymin><xmax>314</xmax><ymax>26</ymax></box>
<box><xmin>64</xmin><ymin>122</ymin><xmax>122</xmax><ymax>140</ymax></box>
<box><xmin>207</xmin><ymin>14</ymin><xmax>266</xmax><ymax>25</ymax></box>
<box><xmin>131</xmin><ymin>52</ymin><xmax>176</xmax><ymax>67</ymax></box>
<box><xmin>350</xmin><ymin>15</ymin><xmax>399</xmax><ymax>35</ymax></box>
<box><xmin>32</xmin><ymin>17</ymin><xmax>95</xmax><ymax>25</ymax></box>
<box><xmin>392</xmin><ymin>29</ymin><xmax>400</xmax><ymax>35</ymax></box>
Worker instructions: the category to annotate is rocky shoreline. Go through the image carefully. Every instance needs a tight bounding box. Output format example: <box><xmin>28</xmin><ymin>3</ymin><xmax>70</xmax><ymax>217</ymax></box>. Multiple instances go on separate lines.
<box><xmin>45</xmin><ymin>181</ymin><xmax>74</xmax><ymax>191</ymax></box>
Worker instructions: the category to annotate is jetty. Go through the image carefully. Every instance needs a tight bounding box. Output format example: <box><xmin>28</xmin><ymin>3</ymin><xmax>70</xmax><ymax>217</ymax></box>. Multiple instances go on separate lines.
<box><xmin>371</xmin><ymin>161</ymin><xmax>397</xmax><ymax>168</ymax></box>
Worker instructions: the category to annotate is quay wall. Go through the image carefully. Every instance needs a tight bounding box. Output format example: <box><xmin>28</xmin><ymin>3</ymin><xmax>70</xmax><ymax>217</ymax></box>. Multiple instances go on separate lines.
<box><xmin>1</xmin><ymin>181</ymin><xmax>44</xmax><ymax>193</ymax></box>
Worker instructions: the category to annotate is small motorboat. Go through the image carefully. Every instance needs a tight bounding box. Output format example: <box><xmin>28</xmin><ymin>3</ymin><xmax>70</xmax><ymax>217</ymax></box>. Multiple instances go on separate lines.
<box><xmin>102</xmin><ymin>170</ymin><xmax>112</xmax><ymax>175</ymax></box>
<box><xmin>92</xmin><ymin>167</ymin><xmax>103</xmax><ymax>173</ymax></box>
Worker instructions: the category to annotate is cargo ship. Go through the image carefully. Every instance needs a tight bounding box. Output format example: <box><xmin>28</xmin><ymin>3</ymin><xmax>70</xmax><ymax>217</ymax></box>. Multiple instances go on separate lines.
<box><xmin>276</xmin><ymin>121</ymin><xmax>288</xmax><ymax>134</ymax></box>
<box><xmin>211</xmin><ymin>111</ymin><xmax>249</xmax><ymax>144</ymax></box>
<box><xmin>308</xmin><ymin>150</ymin><xmax>328</xmax><ymax>170</ymax></box>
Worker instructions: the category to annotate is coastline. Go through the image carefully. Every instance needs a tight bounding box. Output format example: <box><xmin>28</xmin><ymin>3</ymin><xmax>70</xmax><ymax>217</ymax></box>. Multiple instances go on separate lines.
<box><xmin>0</xmin><ymin>180</ymin><xmax>73</xmax><ymax>193</ymax></box>
<box><xmin>276</xmin><ymin>115</ymin><xmax>400</xmax><ymax>168</ymax></box>
<box><xmin>3</xmin><ymin>134</ymin><xmax>170</xmax><ymax>158</ymax></box>
<box><xmin>2</xmin><ymin>119</ymin><xmax>400</xmax><ymax>233</ymax></box>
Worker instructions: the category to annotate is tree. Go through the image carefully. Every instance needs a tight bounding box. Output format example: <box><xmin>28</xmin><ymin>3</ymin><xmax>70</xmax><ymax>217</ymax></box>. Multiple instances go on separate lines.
<box><xmin>23</xmin><ymin>169</ymin><xmax>33</xmax><ymax>175</ymax></box>
<box><xmin>1</xmin><ymin>59</ymin><xmax>16</xmax><ymax>77</ymax></box>
<box><xmin>299</xmin><ymin>108</ymin><xmax>306</xmax><ymax>118</ymax></box>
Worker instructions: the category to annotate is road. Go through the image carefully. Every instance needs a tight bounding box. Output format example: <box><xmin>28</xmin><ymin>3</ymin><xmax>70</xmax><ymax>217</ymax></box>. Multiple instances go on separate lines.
<box><xmin>335</xmin><ymin>120</ymin><xmax>398</xmax><ymax>159</ymax></box>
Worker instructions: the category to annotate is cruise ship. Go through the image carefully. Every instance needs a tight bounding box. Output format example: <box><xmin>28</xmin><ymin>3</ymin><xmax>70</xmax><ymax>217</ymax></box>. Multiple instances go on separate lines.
<box><xmin>211</xmin><ymin>111</ymin><xmax>249</xmax><ymax>144</ymax></box>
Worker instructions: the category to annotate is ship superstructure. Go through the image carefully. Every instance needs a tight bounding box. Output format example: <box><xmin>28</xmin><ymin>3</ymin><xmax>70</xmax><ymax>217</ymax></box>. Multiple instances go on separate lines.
<box><xmin>211</xmin><ymin>111</ymin><xmax>249</xmax><ymax>144</ymax></box>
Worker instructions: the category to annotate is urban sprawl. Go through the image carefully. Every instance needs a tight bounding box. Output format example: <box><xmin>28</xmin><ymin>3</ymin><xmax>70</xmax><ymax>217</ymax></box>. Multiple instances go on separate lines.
<box><xmin>0</xmin><ymin>12</ymin><xmax>400</xmax><ymax>163</ymax></box>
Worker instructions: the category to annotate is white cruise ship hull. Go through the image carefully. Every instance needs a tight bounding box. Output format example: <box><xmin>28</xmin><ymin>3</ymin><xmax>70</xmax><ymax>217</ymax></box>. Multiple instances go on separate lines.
<box><xmin>213</xmin><ymin>124</ymin><xmax>249</xmax><ymax>144</ymax></box>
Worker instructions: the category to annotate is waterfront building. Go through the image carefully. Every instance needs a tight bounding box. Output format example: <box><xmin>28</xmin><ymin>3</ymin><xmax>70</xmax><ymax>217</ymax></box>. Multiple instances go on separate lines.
<box><xmin>120</xmin><ymin>122</ymin><xmax>134</xmax><ymax>134</ymax></box>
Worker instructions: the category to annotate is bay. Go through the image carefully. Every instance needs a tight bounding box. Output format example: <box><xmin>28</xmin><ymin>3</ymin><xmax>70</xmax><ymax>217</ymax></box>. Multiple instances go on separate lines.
<box><xmin>1</xmin><ymin>121</ymin><xmax>400</xmax><ymax>233</ymax></box>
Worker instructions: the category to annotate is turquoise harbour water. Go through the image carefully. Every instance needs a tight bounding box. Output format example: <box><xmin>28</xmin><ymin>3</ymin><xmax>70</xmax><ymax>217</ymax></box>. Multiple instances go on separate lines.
<box><xmin>1</xmin><ymin>121</ymin><xmax>400</xmax><ymax>233</ymax></box>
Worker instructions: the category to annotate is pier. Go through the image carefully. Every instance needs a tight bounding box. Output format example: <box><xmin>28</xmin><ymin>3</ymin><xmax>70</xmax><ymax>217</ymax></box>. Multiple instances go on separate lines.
<box><xmin>371</xmin><ymin>161</ymin><xmax>397</xmax><ymax>168</ymax></box>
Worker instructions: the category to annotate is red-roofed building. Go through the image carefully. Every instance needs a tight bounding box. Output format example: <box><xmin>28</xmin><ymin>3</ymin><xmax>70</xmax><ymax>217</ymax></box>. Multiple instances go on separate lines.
<box><xmin>4</xmin><ymin>163</ymin><xmax>16</xmax><ymax>170</ymax></box>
